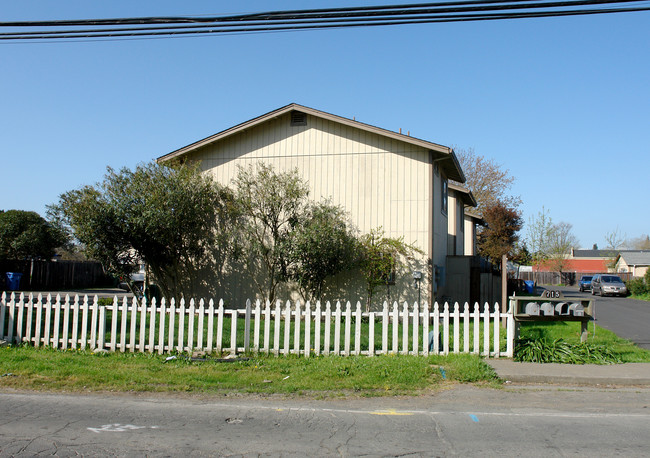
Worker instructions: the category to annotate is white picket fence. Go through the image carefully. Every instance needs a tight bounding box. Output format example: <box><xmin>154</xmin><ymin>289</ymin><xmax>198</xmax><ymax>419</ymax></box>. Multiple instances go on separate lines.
<box><xmin>0</xmin><ymin>292</ymin><xmax>514</xmax><ymax>357</ymax></box>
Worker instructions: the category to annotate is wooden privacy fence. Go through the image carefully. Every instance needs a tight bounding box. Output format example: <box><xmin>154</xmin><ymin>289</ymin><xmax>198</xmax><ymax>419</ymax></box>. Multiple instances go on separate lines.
<box><xmin>0</xmin><ymin>292</ymin><xmax>514</xmax><ymax>358</ymax></box>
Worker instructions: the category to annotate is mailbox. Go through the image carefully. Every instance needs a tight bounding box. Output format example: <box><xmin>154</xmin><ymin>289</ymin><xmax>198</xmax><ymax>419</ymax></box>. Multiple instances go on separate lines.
<box><xmin>510</xmin><ymin>290</ymin><xmax>594</xmax><ymax>342</ymax></box>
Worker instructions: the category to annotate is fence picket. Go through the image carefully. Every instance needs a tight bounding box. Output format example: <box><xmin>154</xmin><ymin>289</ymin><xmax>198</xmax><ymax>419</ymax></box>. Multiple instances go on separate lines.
<box><xmin>25</xmin><ymin>294</ymin><xmax>34</xmax><ymax>345</ymax></box>
<box><xmin>382</xmin><ymin>302</ymin><xmax>388</xmax><ymax>355</ymax></box>
<box><xmin>197</xmin><ymin>299</ymin><xmax>205</xmax><ymax>352</ymax></box>
<box><xmin>207</xmin><ymin>299</ymin><xmax>215</xmax><ymax>352</ymax></box>
<box><xmin>52</xmin><ymin>295</ymin><xmax>61</xmax><ymax>349</ymax></box>
<box><xmin>354</xmin><ymin>302</ymin><xmax>362</xmax><ymax>356</ymax></box>
<box><xmin>168</xmin><ymin>299</ymin><xmax>176</xmax><ymax>353</ymax></box>
<box><xmin>369</xmin><ymin>311</ymin><xmax>375</xmax><ymax>356</ymax></box>
<box><xmin>493</xmin><ymin>303</ymin><xmax>500</xmax><ymax>358</ymax></box>
<box><xmin>401</xmin><ymin>302</ymin><xmax>408</xmax><ymax>355</ymax></box>
<box><xmin>7</xmin><ymin>294</ymin><xmax>17</xmax><ymax>344</ymax></box>
<box><xmin>0</xmin><ymin>293</ymin><xmax>6</xmax><ymax>340</ymax></box>
<box><xmin>324</xmin><ymin>301</ymin><xmax>331</xmax><ymax>356</ymax></box>
<box><xmin>16</xmin><ymin>295</ymin><xmax>25</xmax><ymax>345</ymax></box>
<box><xmin>177</xmin><ymin>299</ymin><xmax>186</xmax><ymax>353</ymax></box>
<box><xmin>35</xmin><ymin>294</ymin><xmax>43</xmax><ymax>347</ymax></box>
<box><xmin>216</xmin><ymin>300</ymin><xmax>224</xmax><ymax>353</ymax></box>
<box><xmin>463</xmin><ymin>303</ymin><xmax>470</xmax><ymax>353</ymax></box>
<box><xmin>412</xmin><ymin>302</ymin><xmax>419</xmax><ymax>356</ymax></box>
<box><xmin>187</xmin><ymin>299</ymin><xmax>195</xmax><ymax>353</ymax></box>
<box><xmin>273</xmin><ymin>300</ymin><xmax>281</xmax><ymax>356</ymax></box>
<box><xmin>230</xmin><ymin>309</ymin><xmax>237</xmax><ymax>354</ymax></box>
<box><xmin>422</xmin><ymin>302</ymin><xmax>429</xmax><ymax>356</ymax></box>
<box><xmin>344</xmin><ymin>301</ymin><xmax>351</xmax><ymax>356</ymax></box>
<box><xmin>483</xmin><ymin>303</ymin><xmax>490</xmax><ymax>357</ymax></box>
<box><xmin>263</xmin><ymin>300</ymin><xmax>271</xmax><ymax>354</ymax></box>
<box><xmin>314</xmin><ymin>301</ymin><xmax>321</xmax><ymax>356</ymax></box>
<box><xmin>71</xmin><ymin>296</ymin><xmax>79</xmax><ymax>349</ymax></box>
<box><xmin>294</xmin><ymin>301</ymin><xmax>301</xmax><ymax>356</ymax></box>
<box><xmin>473</xmin><ymin>303</ymin><xmax>480</xmax><ymax>354</ymax></box>
<box><xmin>253</xmin><ymin>299</ymin><xmax>261</xmax><ymax>353</ymax></box>
<box><xmin>283</xmin><ymin>301</ymin><xmax>291</xmax><ymax>356</ymax></box>
<box><xmin>80</xmin><ymin>296</ymin><xmax>89</xmax><ymax>349</ymax></box>
<box><xmin>304</xmin><ymin>301</ymin><xmax>311</xmax><ymax>358</ymax></box>
<box><xmin>148</xmin><ymin>298</ymin><xmax>156</xmax><ymax>353</ymax></box>
<box><xmin>90</xmin><ymin>296</ymin><xmax>98</xmax><ymax>349</ymax></box>
<box><xmin>453</xmin><ymin>302</ymin><xmax>460</xmax><ymax>354</ymax></box>
<box><xmin>433</xmin><ymin>302</ymin><xmax>440</xmax><ymax>354</ymax></box>
<box><xmin>391</xmin><ymin>302</ymin><xmax>399</xmax><ymax>354</ymax></box>
<box><xmin>158</xmin><ymin>298</ymin><xmax>167</xmax><ymax>354</ymax></box>
<box><xmin>244</xmin><ymin>299</ymin><xmax>251</xmax><ymax>353</ymax></box>
<box><xmin>98</xmin><ymin>305</ymin><xmax>106</xmax><ymax>350</ymax></box>
<box><xmin>334</xmin><ymin>302</ymin><xmax>341</xmax><ymax>356</ymax></box>
<box><xmin>119</xmin><ymin>297</ymin><xmax>128</xmax><ymax>352</ymax></box>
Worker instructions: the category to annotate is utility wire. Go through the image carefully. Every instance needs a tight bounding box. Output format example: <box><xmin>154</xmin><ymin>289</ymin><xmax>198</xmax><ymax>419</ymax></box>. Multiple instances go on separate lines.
<box><xmin>1</xmin><ymin>0</ymin><xmax>648</xmax><ymax>42</ymax></box>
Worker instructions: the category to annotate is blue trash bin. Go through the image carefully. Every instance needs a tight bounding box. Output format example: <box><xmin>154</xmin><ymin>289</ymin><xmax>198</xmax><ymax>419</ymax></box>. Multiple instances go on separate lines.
<box><xmin>524</xmin><ymin>280</ymin><xmax>535</xmax><ymax>294</ymax></box>
<box><xmin>5</xmin><ymin>272</ymin><xmax>23</xmax><ymax>291</ymax></box>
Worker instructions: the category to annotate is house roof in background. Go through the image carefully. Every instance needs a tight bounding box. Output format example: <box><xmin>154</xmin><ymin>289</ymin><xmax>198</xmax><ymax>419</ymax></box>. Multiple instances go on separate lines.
<box><xmin>618</xmin><ymin>251</ymin><xmax>650</xmax><ymax>266</ymax></box>
<box><xmin>157</xmin><ymin>103</ymin><xmax>466</xmax><ymax>182</ymax></box>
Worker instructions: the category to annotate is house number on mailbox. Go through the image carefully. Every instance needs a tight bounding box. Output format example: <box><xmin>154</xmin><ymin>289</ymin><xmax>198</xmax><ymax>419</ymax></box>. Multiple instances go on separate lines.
<box><xmin>542</xmin><ymin>290</ymin><xmax>561</xmax><ymax>298</ymax></box>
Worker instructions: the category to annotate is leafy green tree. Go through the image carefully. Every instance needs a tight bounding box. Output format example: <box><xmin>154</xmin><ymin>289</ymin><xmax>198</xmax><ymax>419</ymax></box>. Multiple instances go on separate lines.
<box><xmin>0</xmin><ymin>210</ymin><xmax>67</xmax><ymax>260</ymax></box>
<box><xmin>358</xmin><ymin>227</ymin><xmax>422</xmax><ymax>311</ymax></box>
<box><xmin>234</xmin><ymin>163</ymin><xmax>310</xmax><ymax>303</ymax></box>
<box><xmin>476</xmin><ymin>201</ymin><xmax>523</xmax><ymax>263</ymax></box>
<box><xmin>49</xmin><ymin>162</ymin><xmax>238</xmax><ymax>299</ymax></box>
<box><xmin>287</xmin><ymin>201</ymin><xmax>358</xmax><ymax>302</ymax></box>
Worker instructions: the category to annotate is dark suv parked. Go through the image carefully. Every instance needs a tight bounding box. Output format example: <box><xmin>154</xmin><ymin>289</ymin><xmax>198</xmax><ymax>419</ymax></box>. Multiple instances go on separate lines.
<box><xmin>578</xmin><ymin>275</ymin><xmax>593</xmax><ymax>292</ymax></box>
<box><xmin>591</xmin><ymin>274</ymin><xmax>628</xmax><ymax>297</ymax></box>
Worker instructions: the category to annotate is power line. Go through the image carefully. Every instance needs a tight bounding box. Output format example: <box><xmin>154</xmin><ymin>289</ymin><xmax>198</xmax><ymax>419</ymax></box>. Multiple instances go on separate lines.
<box><xmin>1</xmin><ymin>0</ymin><xmax>648</xmax><ymax>42</ymax></box>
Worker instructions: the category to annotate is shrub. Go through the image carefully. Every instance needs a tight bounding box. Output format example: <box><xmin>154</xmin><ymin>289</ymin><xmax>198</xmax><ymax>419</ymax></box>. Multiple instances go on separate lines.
<box><xmin>626</xmin><ymin>278</ymin><xmax>648</xmax><ymax>296</ymax></box>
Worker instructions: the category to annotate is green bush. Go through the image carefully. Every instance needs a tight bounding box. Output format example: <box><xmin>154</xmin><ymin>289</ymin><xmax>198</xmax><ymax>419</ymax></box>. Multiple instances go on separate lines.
<box><xmin>626</xmin><ymin>278</ymin><xmax>648</xmax><ymax>296</ymax></box>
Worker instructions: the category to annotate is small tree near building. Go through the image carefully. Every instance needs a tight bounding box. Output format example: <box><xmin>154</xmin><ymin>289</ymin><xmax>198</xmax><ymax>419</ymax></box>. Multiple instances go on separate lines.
<box><xmin>476</xmin><ymin>201</ymin><xmax>523</xmax><ymax>264</ymax></box>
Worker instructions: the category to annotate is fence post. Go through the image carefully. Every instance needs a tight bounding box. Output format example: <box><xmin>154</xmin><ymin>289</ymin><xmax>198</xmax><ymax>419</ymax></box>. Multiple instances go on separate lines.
<box><xmin>493</xmin><ymin>303</ymin><xmax>501</xmax><ymax>358</ymax></box>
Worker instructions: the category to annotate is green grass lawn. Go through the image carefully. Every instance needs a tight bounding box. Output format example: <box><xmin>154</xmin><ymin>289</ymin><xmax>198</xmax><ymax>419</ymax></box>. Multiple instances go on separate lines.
<box><xmin>0</xmin><ymin>345</ymin><xmax>499</xmax><ymax>396</ymax></box>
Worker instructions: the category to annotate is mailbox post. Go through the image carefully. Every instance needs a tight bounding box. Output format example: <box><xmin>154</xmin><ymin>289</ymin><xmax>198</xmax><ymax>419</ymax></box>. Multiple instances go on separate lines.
<box><xmin>510</xmin><ymin>290</ymin><xmax>594</xmax><ymax>343</ymax></box>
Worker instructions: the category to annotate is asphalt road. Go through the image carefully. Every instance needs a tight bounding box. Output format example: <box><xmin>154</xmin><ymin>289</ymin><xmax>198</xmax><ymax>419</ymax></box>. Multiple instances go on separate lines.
<box><xmin>1</xmin><ymin>385</ymin><xmax>649</xmax><ymax>457</ymax></box>
<box><xmin>557</xmin><ymin>286</ymin><xmax>650</xmax><ymax>350</ymax></box>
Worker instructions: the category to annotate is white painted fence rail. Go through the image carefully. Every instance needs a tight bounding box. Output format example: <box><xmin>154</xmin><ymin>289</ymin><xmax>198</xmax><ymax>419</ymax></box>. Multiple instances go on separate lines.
<box><xmin>0</xmin><ymin>292</ymin><xmax>514</xmax><ymax>357</ymax></box>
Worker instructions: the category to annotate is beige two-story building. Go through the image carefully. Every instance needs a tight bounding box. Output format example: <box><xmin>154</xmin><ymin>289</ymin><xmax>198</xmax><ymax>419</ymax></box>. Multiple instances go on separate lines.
<box><xmin>158</xmin><ymin>103</ymin><xmax>482</xmax><ymax>306</ymax></box>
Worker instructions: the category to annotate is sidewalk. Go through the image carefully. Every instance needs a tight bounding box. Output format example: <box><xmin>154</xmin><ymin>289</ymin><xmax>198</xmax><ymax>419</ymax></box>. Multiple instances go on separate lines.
<box><xmin>487</xmin><ymin>359</ymin><xmax>650</xmax><ymax>386</ymax></box>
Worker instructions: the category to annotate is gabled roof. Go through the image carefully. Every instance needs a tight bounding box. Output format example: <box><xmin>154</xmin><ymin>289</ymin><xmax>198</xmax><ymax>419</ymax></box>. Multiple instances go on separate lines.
<box><xmin>448</xmin><ymin>183</ymin><xmax>477</xmax><ymax>207</ymax></box>
<box><xmin>157</xmin><ymin>103</ymin><xmax>465</xmax><ymax>183</ymax></box>
<box><xmin>617</xmin><ymin>251</ymin><xmax>650</xmax><ymax>266</ymax></box>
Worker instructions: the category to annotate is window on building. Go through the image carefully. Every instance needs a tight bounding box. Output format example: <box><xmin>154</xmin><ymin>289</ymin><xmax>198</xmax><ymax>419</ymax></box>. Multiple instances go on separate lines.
<box><xmin>441</xmin><ymin>179</ymin><xmax>448</xmax><ymax>215</ymax></box>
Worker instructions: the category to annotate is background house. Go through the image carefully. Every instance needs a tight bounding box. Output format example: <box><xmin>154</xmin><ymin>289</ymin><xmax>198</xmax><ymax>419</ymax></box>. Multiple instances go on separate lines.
<box><xmin>615</xmin><ymin>251</ymin><xmax>650</xmax><ymax>278</ymax></box>
<box><xmin>159</xmin><ymin>103</ymin><xmax>490</xmax><ymax>306</ymax></box>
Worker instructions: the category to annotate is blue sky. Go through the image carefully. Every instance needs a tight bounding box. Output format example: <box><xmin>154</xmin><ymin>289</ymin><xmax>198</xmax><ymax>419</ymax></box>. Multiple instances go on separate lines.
<box><xmin>1</xmin><ymin>1</ymin><xmax>648</xmax><ymax>249</ymax></box>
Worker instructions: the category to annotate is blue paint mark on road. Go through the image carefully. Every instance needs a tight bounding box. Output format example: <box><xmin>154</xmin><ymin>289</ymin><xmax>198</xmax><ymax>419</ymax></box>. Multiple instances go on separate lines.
<box><xmin>439</xmin><ymin>367</ymin><xmax>446</xmax><ymax>379</ymax></box>
<box><xmin>469</xmin><ymin>415</ymin><xmax>479</xmax><ymax>423</ymax></box>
